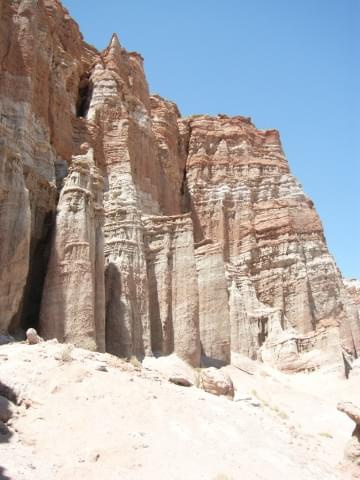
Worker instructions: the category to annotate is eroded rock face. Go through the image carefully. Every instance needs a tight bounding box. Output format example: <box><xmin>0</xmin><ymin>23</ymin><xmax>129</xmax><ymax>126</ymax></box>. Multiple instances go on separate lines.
<box><xmin>195</xmin><ymin>242</ymin><xmax>230</xmax><ymax>366</ymax></box>
<box><xmin>180</xmin><ymin>114</ymin><xmax>360</xmax><ymax>370</ymax></box>
<box><xmin>0</xmin><ymin>0</ymin><xmax>358</xmax><ymax>371</ymax></box>
<box><xmin>346</xmin><ymin>279</ymin><xmax>360</xmax><ymax>300</ymax></box>
<box><xmin>143</xmin><ymin>214</ymin><xmax>200</xmax><ymax>366</ymax></box>
<box><xmin>0</xmin><ymin>142</ymin><xmax>31</xmax><ymax>333</ymax></box>
<box><xmin>40</xmin><ymin>151</ymin><xmax>105</xmax><ymax>351</ymax></box>
<box><xmin>344</xmin><ymin>279</ymin><xmax>360</xmax><ymax>323</ymax></box>
<box><xmin>0</xmin><ymin>0</ymin><xmax>97</xmax><ymax>334</ymax></box>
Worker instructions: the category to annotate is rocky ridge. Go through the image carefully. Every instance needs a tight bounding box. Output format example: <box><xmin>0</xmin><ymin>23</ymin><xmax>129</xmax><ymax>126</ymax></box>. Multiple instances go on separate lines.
<box><xmin>0</xmin><ymin>0</ymin><xmax>359</xmax><ymax>372</ymax></box>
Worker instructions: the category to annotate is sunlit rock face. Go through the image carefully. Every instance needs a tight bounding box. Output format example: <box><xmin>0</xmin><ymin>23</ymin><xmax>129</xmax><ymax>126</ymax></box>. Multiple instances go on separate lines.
<box><xmin>0</xmin><ymin>0</ymin><xmax>97</xmax><ymax>335</ymax></box>
<box><xmin>143</xmin><ymin>214</ymin><xmax>200</xmax><ymax>367</ymax></box>
<box><xmin>180</xmin><ymin>114</ymin><xmax>360</xmax><ymax>369</ymax></box>
<box><xmin>0</xmin><ymin>0</ymin><xmax>358</xmax><ymax>371</ymax></box>
<box><xmin>344</xmin><ymin>279</ymin><xmax>360</xmax><ymax>319</ymax></box>
<box><xmin>40</xmin><ymin>151</ymin><xmax>105</xmax><ymax>352</ymax></box>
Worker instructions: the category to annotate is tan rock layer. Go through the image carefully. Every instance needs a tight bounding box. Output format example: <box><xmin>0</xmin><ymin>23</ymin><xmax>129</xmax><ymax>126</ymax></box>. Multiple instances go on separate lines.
<box><xmin>195</xmin><ymin>242</ymin><xmax>230</xmax><ymax>366</ymax></box>
<box><xmin>40</xmin><ymin>151</ymin><xmax>105</xmax><ymax>351</ymax></box>
<box><xmin>144</xmin><ymin>214</ymin><xmax>200</xmax><ymax>366</ymax></box>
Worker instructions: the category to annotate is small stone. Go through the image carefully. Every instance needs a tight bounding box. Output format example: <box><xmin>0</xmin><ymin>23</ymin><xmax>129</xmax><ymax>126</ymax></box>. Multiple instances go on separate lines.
<box><xmin>26</xmin><ymin>328</ymin><xmax>43</xmax><ymax>345</ymax></box>
<box><xmin>89</xmin><ymin>452</ymin><xmax>100</xmax><ymax>463</ymax></box>
<box><xmin>95</xmin><ymin>364</ymin><xmax>108</xmax><ymax>372</ymax></box>
<box><xmin>169</xmin><ymin>375</ymin><xmax>193</xmax><ymax>387</ymax></box>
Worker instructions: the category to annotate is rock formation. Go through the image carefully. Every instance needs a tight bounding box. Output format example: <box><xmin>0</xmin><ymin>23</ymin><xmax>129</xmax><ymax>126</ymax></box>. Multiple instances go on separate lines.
<box><xmin>0</xmin><ymin>0</ymin><xmax>359</xmax><ymax>371</ymax></box>
<box><xmin>337</xmin><ymin>402</ymin><xmax>360</xmax><ymax>472</ymax></box>
<box><xmin>143</xmin><ymin>215</ymin><xmax>200</xmax><ymax>366</ymax></box>
<box><xmin>26</xmin><ymin>327</ymin><xmax>43</xmax><ymax>345</ymax></box>
<box><xmin>40</xmin><ymin>150</ymin><xmax>105</xmax><ymax>351</ymax></box>
<box><xmin>345</xmin><ymin>279</ymin><xmax>360</xmax><ymax>321</ymax></box>
<box><xmin>195</xmin><ymin>242</ymin><xmax>230</xmax><ymax>366</ymax></box>
<box><xmin>198</xmin><ymin>367</ymin><xmax>235</xmax><ymax>398</ymax></box>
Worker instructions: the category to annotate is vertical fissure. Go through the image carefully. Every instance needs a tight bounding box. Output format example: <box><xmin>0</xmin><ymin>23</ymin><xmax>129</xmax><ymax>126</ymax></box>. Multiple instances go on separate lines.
<box><xmin>11</xmin><ymin>211</ymin><xmax>55</xmax><ymax>334</ymax></box>
<box><xmin>76</xmin><ymin>72</ymin><xmax>93</xmax><ymax>118</ymax></box>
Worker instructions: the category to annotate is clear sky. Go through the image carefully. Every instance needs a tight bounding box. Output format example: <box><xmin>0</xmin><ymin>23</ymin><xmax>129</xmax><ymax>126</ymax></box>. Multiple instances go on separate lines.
<box><xmin>63</xmin><ymin>0</ymin><xmax>360</xmax><ymax>279</ymax></box>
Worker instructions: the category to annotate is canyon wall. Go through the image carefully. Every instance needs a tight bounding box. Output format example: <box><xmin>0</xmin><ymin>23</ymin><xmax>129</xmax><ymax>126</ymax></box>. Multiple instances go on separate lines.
<box><xmin>0</xmin><ymin>0</ymin><xmax>358</xmax><ymax>371</ymax></box>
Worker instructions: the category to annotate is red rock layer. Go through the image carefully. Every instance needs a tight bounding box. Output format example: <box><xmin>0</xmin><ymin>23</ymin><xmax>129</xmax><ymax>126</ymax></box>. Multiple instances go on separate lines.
<box><xmin>180</xmin><ymin>114</ymin><xmax>360</xmax><ymax>367</ymax></box>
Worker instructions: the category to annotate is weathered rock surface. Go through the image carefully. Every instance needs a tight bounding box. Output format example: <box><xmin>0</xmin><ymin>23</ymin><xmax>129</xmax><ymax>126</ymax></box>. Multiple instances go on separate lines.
<box><xmin>182</xmin><ymin>114</ymin><xmax>360</xmax><ymax>370</ymax></box>
<box><xmin>338</xmin><ymin>402</ymin><xmax>360</xmax><ymax>425</ymax></box>
<box><xmin>199</xmin><ymin>367</ymin><xmax>235</xmax><ymax>398</ymax></box>
<box><xmin>40</xmin><ymin>152</ymin><xmax>105</xmax><ymax>351</ymax></box>
<box><xmin>0</xmin><ymin>0</ymin><xmax>358</xmax><ymax>372</ymax></box>
<box><xmin>195</xmin><ymin>242</ymin><xmax>230</xmax><ymax>366</ymax></box>
<box><xmin>344</xmin><ymin>279</ymin><xmax>360</xmax><ymax>329</ymax></box>
<box><xmin>0</xmin><ymin>0</ymin><xmax>96</xmax><ymax>335</ymax></box>
<box><xmin>143</xmin><ymin>214</ymin><xmax>200</xmax><ymax>366</ymax></box>
<box><xmin>338</xmin><ymin>402</ymin><xmax>360</xmax><ymax>472</ymax></box>
<box><xmin>345</xmin><ymin>279</ymin><xmax>360</xmax><ymax>310</ymax></box>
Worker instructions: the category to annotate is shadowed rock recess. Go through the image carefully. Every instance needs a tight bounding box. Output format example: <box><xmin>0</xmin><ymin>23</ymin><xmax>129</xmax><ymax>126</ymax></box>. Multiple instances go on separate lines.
<box><xmin>0</xmin><ymin>0</ymin><xmax>359</xmax><ymax>370</ymax></box>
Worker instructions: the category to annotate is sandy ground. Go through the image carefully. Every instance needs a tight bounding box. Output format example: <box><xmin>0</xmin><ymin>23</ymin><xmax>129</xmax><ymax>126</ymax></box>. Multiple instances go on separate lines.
<box><xmin>0</xmin><ymin>341</ymin><xmax>357</xmax><ymax>480</ymax></box>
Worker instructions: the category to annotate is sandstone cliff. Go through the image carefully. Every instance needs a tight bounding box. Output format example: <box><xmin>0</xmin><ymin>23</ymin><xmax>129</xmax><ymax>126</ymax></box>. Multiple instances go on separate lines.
<box><xmin>0</xmin><ymin>0</ymin><xmax>359</xmax><ymax>371</ymax></box>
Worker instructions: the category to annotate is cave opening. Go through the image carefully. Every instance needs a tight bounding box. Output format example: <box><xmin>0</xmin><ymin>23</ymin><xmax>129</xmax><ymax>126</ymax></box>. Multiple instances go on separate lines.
<box><xmin>76</xmin><ymin>73</ymin><xmax>92</xmax><ymax>117</ymax></box>
<box><xmin>180</xmin><ymin>167</ymin><xmax>191</xmax><ymax>214</ymax></box>
<box><xmin>11</xmin><ymin>211</ymin><xmax>54</xmax><ymax>335</ymax></box>
<box><xmin>180</xmin><ymin>168</ymin><xmax>186</xmax><ymax>195</ymax></box>
<box><xmin>257</xmin><ymin>316</ymin><xmax>268</xmax><ymax>346</ymax></box>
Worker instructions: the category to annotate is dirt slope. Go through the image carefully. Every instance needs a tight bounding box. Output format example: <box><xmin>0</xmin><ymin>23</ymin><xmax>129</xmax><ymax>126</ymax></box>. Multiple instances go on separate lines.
<box><xmin>0</xmin><ymin>342</ymin><xmax>356</xmax><ymax>480</ymax></box>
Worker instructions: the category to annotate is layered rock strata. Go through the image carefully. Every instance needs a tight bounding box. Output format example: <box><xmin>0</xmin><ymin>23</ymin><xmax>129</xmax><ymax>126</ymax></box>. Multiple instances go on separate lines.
<box><xmin>0</xmin><ymin>0</ymin><xmax>97</xmax><ymax>334</ymax></box>
<box><xmin>195</xmin><ymin>242</ymin><xmax>230</xmax><ymax>366</ymax></box>
<box><xmin>0</xmin><ymin>0</ymin><xmax>359</xmax><ymax>371</ymax></box>
<box><xmin>143</xmin><ymin>214</ymin><xmax>200</xmax><ymax>366</ymax></box>
<box><xmin>0</xmin><ymin>140</ymin><xmax>31</xmax><ymax>331</ymax></box>
<box><xmin>345</xmin><ymin>279</ymin><xmax>360</xmax><ymax>321</ymax></box>
<box><xmin>181</xmin><ymin>114</ymin><xmax>359</xmax><ymax>369</ymax></box>
<box><xmin>40</xmin><ymin>150</ymin><xmax>105</xmax><ymax>351</ymax></box>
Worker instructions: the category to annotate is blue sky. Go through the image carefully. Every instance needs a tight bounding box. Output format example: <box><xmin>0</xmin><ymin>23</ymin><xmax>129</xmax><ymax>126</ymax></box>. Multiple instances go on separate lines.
<box><xmin>63</xmin><ymin>0</ymin><xmax>360</xmax><ymax>279</ymax></box>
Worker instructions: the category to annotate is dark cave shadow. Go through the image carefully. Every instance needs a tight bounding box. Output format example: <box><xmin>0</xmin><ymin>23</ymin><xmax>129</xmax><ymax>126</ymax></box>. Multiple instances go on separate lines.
<box><xmin>17</xmin><ymin>210</ymin><xmax>54</xmax><ymax>333</ymax></box>
<box><xmin>200</xmin><ymin>342</ymin><xmax>228</xmax><ymax>368</ymax></box>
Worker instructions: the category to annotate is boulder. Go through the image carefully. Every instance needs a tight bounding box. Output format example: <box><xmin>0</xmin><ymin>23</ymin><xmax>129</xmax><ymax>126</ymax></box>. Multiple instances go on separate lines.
<box><xmin>337</xmin><ymin>401</ymin><xmax>360</xmax><ymax>468</ymax></box>
<box><xmin>26</xmin><ymin>328</ymin><xmax>43</xmax><ymax>345</ymax></box>
<box><xmin>198</xmin><ymin>367</ymin><xmax>234</xmax><ymax>398</ymax></box>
